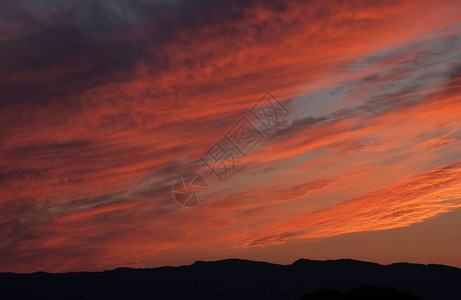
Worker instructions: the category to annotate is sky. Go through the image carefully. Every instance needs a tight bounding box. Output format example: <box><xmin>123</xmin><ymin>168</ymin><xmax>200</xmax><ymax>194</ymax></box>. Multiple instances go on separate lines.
<box><xmin>1</xmin><ymin>0</ymin><xmax>461</xmax><ymax>273</ymax></box>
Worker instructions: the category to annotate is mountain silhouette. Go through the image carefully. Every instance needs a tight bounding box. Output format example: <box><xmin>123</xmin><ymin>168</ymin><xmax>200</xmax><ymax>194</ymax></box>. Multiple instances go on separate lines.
<box><xmin>1</xmin><ymin>258</ymin><xmax>460</xmax><ymax>299</ymax></box>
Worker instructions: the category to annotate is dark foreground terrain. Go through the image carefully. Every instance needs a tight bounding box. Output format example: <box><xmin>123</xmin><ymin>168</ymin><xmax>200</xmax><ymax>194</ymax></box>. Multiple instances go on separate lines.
<box><xmin>300</xmin><ymin>286</ymin><xmax>422</xmax><ymax>299</ymax></box>
<box><xmin>1</xmin><ymin>258</ymin><xmax>460</xmax><ymax>299</ymax></box>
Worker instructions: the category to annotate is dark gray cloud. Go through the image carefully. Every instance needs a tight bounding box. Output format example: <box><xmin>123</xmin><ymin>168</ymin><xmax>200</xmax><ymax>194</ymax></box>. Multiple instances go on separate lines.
<box><xmin>0</xmin><ymin>0</ymin><xmax>295</xmax><ymax>107</ymax></box>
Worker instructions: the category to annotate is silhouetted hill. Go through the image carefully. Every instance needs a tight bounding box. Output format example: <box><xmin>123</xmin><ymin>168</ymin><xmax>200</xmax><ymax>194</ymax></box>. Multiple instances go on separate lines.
<box><xmin>1</xmin><ymin>258</ymin><xmax>460</xmax><ymax>299</ymax></box>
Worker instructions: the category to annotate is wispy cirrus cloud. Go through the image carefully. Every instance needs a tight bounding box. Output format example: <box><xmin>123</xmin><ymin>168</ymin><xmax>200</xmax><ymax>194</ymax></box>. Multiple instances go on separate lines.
<box><xmin>240</xmin><ymin>160</ymin><xmax>461</xmax><ymax>247</ymax></box>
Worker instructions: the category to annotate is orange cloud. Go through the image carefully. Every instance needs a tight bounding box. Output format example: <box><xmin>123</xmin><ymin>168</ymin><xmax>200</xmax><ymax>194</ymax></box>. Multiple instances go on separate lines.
<box><xmin>2</xmin><ymin>0</ymin><xmax>461</xmax><ymax>273</ymax></box>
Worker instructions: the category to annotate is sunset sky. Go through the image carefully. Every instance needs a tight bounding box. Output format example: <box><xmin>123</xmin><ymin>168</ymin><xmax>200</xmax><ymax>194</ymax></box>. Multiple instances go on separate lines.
<box><xmin>1</xmin><ymin>0</ymin><xmax>461</xmax><ymax>273</ymax></box>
